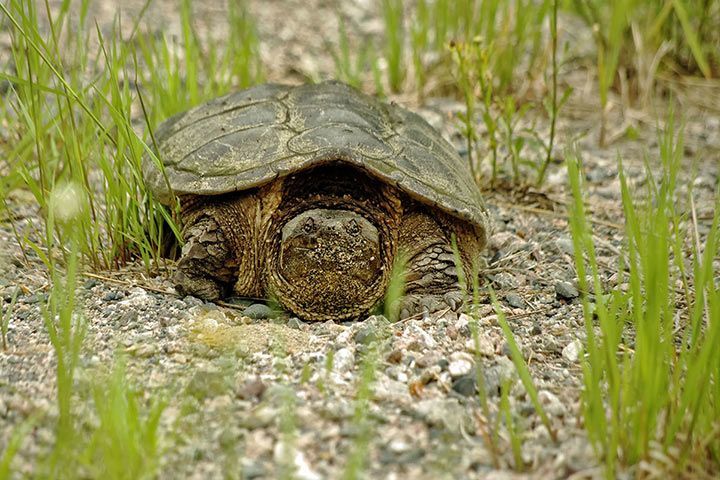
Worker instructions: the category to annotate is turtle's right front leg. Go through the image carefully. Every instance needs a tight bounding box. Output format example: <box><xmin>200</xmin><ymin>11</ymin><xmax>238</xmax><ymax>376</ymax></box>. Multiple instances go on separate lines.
<box><xmin>174</xmin><ymin>199</ymin><xmax>243</xmax><ymax>301</ymax></box>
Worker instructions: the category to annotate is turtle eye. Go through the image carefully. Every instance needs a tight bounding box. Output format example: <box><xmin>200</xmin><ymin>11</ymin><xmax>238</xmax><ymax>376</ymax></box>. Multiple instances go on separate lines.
<box><xmin>346</xmin><ymin>219</ymin><xmax>361</xmax><ymax>236</ymax></box>
<box><xmin>302</xmin><ymin>217</ymin><xmax>315</xmax><ymax>234</ymax></box>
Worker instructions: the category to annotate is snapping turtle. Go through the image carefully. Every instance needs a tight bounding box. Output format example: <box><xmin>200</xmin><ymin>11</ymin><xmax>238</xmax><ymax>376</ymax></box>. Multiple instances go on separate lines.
<box><xmin>144</xmin><ymin>81</ymin><xmax>488</xmax><ymax>321</ymax></box>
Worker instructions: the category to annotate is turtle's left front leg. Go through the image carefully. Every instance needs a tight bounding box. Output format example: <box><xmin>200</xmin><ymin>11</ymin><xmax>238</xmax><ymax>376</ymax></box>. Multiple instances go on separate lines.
<box><xmin>173</xmin><ymin>198</ymin><xmax>242</xmax><ymax>301</ymax></box>
<box><xmin>396</xmin><ymin>207</ymin><xmax>482</xmax><ymax>318</ymax></box>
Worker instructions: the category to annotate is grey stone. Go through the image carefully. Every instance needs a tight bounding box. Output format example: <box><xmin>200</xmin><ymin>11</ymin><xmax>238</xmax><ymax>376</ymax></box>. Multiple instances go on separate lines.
<box><xmin>354</xmin><ymin>325</ymin><xmax>377</xmax><ymax>345</ymax></box>
<box><xmin>242</xmin><ymin>303</ymin><xmax>274</xmax><ymax>319</ymax></box>
<box><xmin>555</xmin><ymin>281</ymin><xmax>579</xmax><ymax>300</ymax></box>
<box><xmin>183</xmin><ymin>295</ymin><xmax>204</xmax><ymax>307</ymax></box>
<box><xmin>287</xmin><ymin>317</ymin><xmax>304</xmax><ymax>329</ymax></box>
<box><xmin>237</xmin><ymin>405</ymin><xmax>277</xmax><ymax>429</ymax></box>
<box><xmin>452</xmin><ymin>374</ymin><xmax>477</xmax><ymax>396</ymax></box>
<box><xmin>505</xmin><ymin>293</ymin><xmax>525</xmax><ymax>308</ymax></box>
<box><xmin>1</xmin><ymin>287</ymin><xmax>20</xmax><ymax>302</ymax></box>
<box><xmin>562</xmin><ymin>339</ymin><xmax>582</xmax><ymax>363</ymax></box>
<box><xmin>415</xmin><ymin>398</ymin><xmax>465</xmax><ymax>430</ymax></box>
<box><xmin>555</xmin><ymin>237</ymin><xmax>575</xmax><ymax>256</ymax></box>
<box><xmin>25</xmin><ymin>293</ymin><xmax>48</xmax><ymax>304</ymax></box>
<box><xmin>415</xmin><ymin>351</ymin><xmax>441</xmax><ymax>368</ymax></box>
<box><xmin>484</xmin><ymin>357</ymin><xmax>517</xmax><ymax>396</ymax></box>
<box><xmin>236</xmin><ymin>377</ymin><xmax>266</xmax><ymax>400</ymax></box>
<box><xmin>241</xmin><ymin>461</ymin><xmax>265</xmax><ymax>479</ymax></box>
<box><xmin>102</xmin><ymin>290</ymin><xmax>124</xmax><ymax>302</ymax></box>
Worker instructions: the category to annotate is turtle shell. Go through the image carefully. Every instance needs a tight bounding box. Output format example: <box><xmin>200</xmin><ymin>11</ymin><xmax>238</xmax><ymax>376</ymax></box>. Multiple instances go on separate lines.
<box><xmin>143</xmin><ymin>81</ymin><xmax>488</xmax><ymax>229</ymax></box>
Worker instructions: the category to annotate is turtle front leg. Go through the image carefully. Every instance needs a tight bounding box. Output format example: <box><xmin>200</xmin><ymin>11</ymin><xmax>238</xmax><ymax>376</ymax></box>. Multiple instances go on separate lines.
<box><xmin>174</xmin><ymin>200</ymin><xmax>241</xmax><ymax>301</ymax></box>
<box><xmin>396</xmin><ymin>207</ymin><xmax>479</xmax><ymax>319</ymax></box>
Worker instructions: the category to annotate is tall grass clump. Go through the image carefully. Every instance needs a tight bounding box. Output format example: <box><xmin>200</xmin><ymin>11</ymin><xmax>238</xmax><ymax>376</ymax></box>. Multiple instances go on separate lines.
<box><xmin>570</xmin><ymin>0</ymin><xmax>718</xmax><ymax>144</ymax></box>
<box><xmin>449</xmin><ymin>0</ymin><xmax>566</xmax><ymax>185</ymax></box>
<box><xmin>567</xmin><ymin>117</ymin><xmax>720</xmax><ymax>477</ymax></box>
<box><xmin>397</xmin><ymin>0</ymin><xmax>552</xmax><ymax>97</ymax></box>
<box><xmin>330</xmin><ymin>1</ymin><xmax>560</xmax><ymax>184</ymax></box>
<box><xmin>3</xmin><ymin>180</ymin><xmax>166</xmax><ymax>477</ymax></box>
<box><xmin>380</xmin><ymin>0</ymin><xmax>405</xmax><ymax>93</ymax></box>
<box><xmin>136</xmin><ymin>0</ymin><xmax>263</xmax><ymax>125</ymax></box>
<box><xmin>82</xmin><ymin>360</ymin><xmax>166</xmax><ymax>480</ymax></box>
<box><xmin>0</xmin><ymin>0</ymin><xmax>263</xmax><ymax>273</ymax></box>
<box><xmin>2</xmin><ymin>0</ymin><xmax>165</xmax><ymax>271</ymax></box>
<box><xmin>331</xmin><ymin>0</ymin><xmax>553</xmax><ymax>98</ymax></box>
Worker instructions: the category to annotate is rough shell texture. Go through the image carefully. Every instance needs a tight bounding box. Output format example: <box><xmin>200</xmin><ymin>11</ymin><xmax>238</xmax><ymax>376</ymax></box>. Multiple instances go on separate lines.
<box><xmin>143</xmin><ymin>81</ymin><xmax>488</xmax><ymax>229</ymax></box>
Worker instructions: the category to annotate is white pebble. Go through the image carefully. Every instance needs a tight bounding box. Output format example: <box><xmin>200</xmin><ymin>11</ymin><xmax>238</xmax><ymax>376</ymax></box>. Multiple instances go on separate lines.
<box><xmin>335</xmin><ymin>327</ymin><xmax>353</xmax><ymax>344</ymax></box>
<box><xmin>448</xmin><ymin>354</ymin><xmax>473</xmax><ymax>377</ymax></box>
<box><xmin>562</xmin><ymin>339</ymin><xmax>582</xmax><ymax>363</ymax></box>
<box><xmin>273</xmin><ymin>443</ymin><xmax>321</xmax><ymax>480</ymax></box>
<box><xmin>332</xmin><ymin>348</ymin><xmax>355</xmax><ymax>373</ymax></box>
<box><xmin>456</xmin><ymin>313</ymin><xmax>471</xmax><ymax>330</ymax></box>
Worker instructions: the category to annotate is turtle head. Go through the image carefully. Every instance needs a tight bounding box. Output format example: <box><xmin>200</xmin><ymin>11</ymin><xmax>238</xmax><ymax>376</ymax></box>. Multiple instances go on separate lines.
<box><xmin>275</xmin><ymin>208</ymin><xmax>384</xmax><ymax>319</ymax></box>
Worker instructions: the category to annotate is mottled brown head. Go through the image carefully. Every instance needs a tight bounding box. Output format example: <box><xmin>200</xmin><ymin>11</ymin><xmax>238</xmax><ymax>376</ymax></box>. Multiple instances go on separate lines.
<box><xmin>270</xmin><ymin>208</ymin><xmax>386</xmax><ymax>321</ymax></box>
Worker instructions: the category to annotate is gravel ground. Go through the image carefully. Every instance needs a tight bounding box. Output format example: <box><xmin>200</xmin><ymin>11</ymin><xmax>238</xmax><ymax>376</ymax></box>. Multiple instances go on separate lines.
<box><xmin>1</xmin><ymin>1</ymin><xmax>719</xmax><ymax>479</ymax></box>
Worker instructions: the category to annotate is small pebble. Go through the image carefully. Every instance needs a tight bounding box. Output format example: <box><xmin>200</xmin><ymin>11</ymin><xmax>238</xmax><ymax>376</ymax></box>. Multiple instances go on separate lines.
<box><xmin>465</xmin><ymin>334</ymin><xmax>494</xmax><ymax>356</ymax></box>
<box><xmin>242</xmin><ymin>303</ymin><xmax>273</xmax><ymax>319</ymax></box>
<box><xmin>102</xmin><ymin>290</ymin><xmax>124</xmax><ymax>302</ymax></box>
<box><xmin>505</xmin><ymin>293</ymin><xmax>525</xmax><ymax>308</ymax></box>
<box><xmin>555</xmin><ymin>281</ymin><xmax>579</xmax><ymax>300</ymax></box>
<box><xmin>562</xmin><ymin>339</ymin><xmax>582</xmax><ymax>363</ymax></box>
<box><xmin>555</xmin><ymin>237</ymin><xmax>575</xmax><ymax>256</ymax></box>
<box><xmin>451</xmin><ymin>374</ymin><xmax>477</xmax><ymax>397</ymax></box>
<box><xmin>183</xmin><ymin>295</ymin><xmax>204</xmax><ymax>307</ymax></box>
<box><xmin>586</xmin><ymin>167</ymin><xmax>610</xmax><ymax>183</ymax></box>
<box><xmin>406</xmin><ymin>322</ymin><xmax>436</xmax><ymax>348</ymax></box>
<box><xmin>484</xmin><ymin>357</ymin><xmax>517</xmax><ymax>395</ymax></box>
<box><xmin>272</xmin><ymin>443</ymin><xmax>321</xmax><ymax>480</ymax></box>
<box><xmin>448</xmin><ymin>358</ymin><xmax>473</xmax><ymax>377</ymax></box>
<box><xmin>287</xmin><ymin>317</ymin><xmax>304</xmax><ymax>329</ymax></box>
<box><xmin>185</xmin><ymin>369</ymin><xmax>228</xmax><ymax>400</ymax></box>
<box><xmin>236</xmin><ymin>377</ymin><xmax>267</xmax><ymax>400</ymax></box>
<box><xmin>354</xmin><ymin>326</ymin><xmax>376</xmax><ymax>345</ymax></box>
<box><xmin>241</xmin><ymin>460</ymin><xmax>265</xmax><ymax>479</ymax></box>
<box><xmin>333</xmin><ymin>348</ymin><xmax>355</xmax><ymax>373</ymax></box>
<box><xmin>403</xmin><ymin>354</ymin><xmax>415</xmax><ymax>367</ymax></box>
<box><xmin>415</xmin><ymin>352</ymin><xmax>440</xmax><ymax>368</ymax></box>
<box><xmin>1</xmin><ymin>287</ymin><xmax>21</xmax><ymax>302</ymax></box>
<box><xmin>25</xmin><ymin>293</ymin><xmax>48</xmax><ymax>304</ymax></box>
<box><xmin>455</xmin><ymin>314</ymin><xmax>472</xmax><ymax>337</ymax></box>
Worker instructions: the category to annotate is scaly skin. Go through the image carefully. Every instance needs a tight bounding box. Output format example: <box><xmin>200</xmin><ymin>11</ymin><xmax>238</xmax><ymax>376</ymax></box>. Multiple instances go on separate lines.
<box><xmin>173</xmin><ymin>165</ymin><xmax>484</xmax><ymax>321</ymax></box>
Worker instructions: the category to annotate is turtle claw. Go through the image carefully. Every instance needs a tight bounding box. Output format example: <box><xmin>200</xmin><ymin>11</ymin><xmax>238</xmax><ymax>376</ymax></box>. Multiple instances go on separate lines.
<box><xmin>398</xmin><ymin>290</ymin><xmax>465</xmax><ymax>319</ymax></box>
<box><xmin>443</xmin><ymin>290</ymin><xmax>464</xmax><ymax>311</ymax></box>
